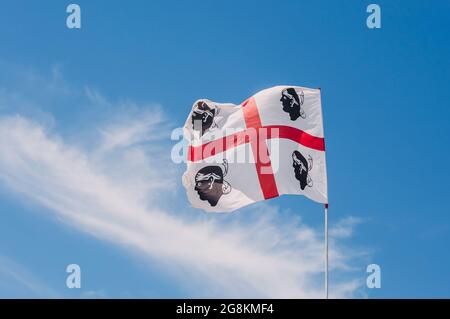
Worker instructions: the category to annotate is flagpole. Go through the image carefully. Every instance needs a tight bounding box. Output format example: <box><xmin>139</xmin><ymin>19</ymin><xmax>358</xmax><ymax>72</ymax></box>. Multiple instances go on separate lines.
<box><xmin>324</xmin><ymin>203</ymin><xmax>329</xmax><ymax>299</ymax></box>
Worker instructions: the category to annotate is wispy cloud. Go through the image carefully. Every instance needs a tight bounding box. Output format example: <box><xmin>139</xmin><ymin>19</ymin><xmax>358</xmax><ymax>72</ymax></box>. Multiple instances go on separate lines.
<box><xmin>330</xmin><ymin>217</ymin><xmax>362</xmax><ymax>239</ymax></box>
<box><xmin>0</xmin><ymin>255</ymin><xmax>57</xmax><ymax>298</ymax></box>
<box><xmin>0</xmin><ymin>66</ymin><xmax>367</xmax><ymax>298</ymax></box>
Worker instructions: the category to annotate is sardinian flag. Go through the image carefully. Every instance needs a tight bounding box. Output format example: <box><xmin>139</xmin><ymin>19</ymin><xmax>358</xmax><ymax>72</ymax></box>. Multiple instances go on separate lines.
<box><xmin>182</xmin><ymin>86</ymin><xmax>327</xmax><ymax>212</ymax></box>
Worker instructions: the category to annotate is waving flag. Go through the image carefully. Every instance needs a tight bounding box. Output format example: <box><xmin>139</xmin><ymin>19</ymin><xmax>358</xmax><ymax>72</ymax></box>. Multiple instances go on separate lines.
<box><xmin>182</xmin><ymin>86</ymin><xmax>328</xmax><ymax>212</ymax></box>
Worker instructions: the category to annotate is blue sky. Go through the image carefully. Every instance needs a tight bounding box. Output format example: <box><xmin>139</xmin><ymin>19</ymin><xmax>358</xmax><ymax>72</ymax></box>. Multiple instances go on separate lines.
<box><xmin>0</xmin><ymin>0</ymin><xmax>449</xmax><ymax>298</ymax></box>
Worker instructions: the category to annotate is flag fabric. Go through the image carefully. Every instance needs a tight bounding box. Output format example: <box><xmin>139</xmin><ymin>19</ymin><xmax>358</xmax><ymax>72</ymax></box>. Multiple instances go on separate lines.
<box><xmin>182</xmin><ymin>85</ymin><xmax>328</xmax><ymax>212</ymax></box>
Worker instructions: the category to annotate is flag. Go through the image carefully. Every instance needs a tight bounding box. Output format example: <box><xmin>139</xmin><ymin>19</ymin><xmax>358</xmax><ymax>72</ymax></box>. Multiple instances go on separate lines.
<box><xmin>182</xmin><ymin>85</ymin><xmax>327</xmax><ymax>212</ymax></box>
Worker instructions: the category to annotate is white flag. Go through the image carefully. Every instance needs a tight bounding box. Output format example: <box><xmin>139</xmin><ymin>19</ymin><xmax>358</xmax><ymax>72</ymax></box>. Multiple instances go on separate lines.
<box><xmin>182</xmin><ymin>85</ymin><xmax>328</xmax><ymax>212</ymax></box>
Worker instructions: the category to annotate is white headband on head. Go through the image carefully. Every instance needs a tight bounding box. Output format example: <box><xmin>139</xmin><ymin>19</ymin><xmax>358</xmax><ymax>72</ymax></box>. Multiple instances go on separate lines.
<box><xmin>282</xmin><ymin>90</ymin><xmax>299</xmax><ymax>107</ymax></box>
<box><xmin>282</xmin><ymin>90</ymin><xmax>306</xmax><ymax>118</ymax></box>
<box><xmin>292</xmin><ymin>153</ymin><xmax>314</xmax><ymax>187</ymax></box>
<box><xmin>195</xmin><ymin>159</ymin><xmax>230</xmax><ymax>190</ymax></box>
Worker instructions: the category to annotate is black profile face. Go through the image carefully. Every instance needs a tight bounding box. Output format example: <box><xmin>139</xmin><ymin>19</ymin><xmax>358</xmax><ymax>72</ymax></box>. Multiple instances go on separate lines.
<box><xmin>194</xmin><ymin>166</ymin><xmax>225</xmax><ymax>206</ymax></box>
<box><xmin>280</xmin><ymin>88</ymin><xmax>305</xmax><ymax>121</ymax></box>
<box><xmin>292</xmin><ymin>150</ymin><xmax>311</xmax><ymax>190</ymax></box>
<box><xmin>191</xmin><ymin>101</ymin><xmax>216</xmax><ymax>136</ymax></box>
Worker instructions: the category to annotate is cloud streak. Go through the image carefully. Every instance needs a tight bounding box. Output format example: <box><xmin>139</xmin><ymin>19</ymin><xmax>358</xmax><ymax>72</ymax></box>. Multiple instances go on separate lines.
<box><xmin>0</xmin><ymin>254</ymin><xmax>57</xmax><ymax>298</ymax></box>
<box><xmin>0</xmin><ymin>68</ymin><xmax>365</xmax><ymax>298</ymax></box>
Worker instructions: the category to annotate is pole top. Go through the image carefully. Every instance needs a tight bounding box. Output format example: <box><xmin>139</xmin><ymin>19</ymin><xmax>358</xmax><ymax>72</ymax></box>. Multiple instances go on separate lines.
<box><xmin>324</xmin><ymin>203</ymin><xmax>328</xmax><ymax>209</ymax></box>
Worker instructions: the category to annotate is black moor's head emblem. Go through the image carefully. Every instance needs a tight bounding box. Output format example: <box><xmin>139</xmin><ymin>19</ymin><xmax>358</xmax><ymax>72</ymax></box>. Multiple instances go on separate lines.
<box><xmin>194</xmin><ymin>160</ymin><xmax>231</xmax><ymax>207</ymax></box>
<box><xmin>292</xmin><ymin>150</ymin><xmax>313</xmax><ymax>190</ymax></box>
<box><xmin>280</xmin><ymin>88</ymin><xmax>305</xmax><ymax>121</ymax></box>
<box><xmin>191</xmin><ymin>101</ymin><xmax>219</xmax><ymax>136</ymax></box>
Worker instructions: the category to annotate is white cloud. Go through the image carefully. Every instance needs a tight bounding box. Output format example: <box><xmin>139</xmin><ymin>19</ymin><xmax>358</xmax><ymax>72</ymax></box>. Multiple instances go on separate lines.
<box><xmin>0</xmin><ymin>67</ymin><xmax>367</xmax><ymax>298</ymax></box>
<box><xmin>0</xmin><ymin>113</ymin><xmax>366</xmax><ymax>298</ymax></box>
<box><xmin>0</xmin><ymin>255</ymin><xmax>57</xmax><ymax>298</ymax></box>
<box><xmin>330</xmin><ymin>216</ymin><xmax>362</xmax><ymax>239</ymax></box>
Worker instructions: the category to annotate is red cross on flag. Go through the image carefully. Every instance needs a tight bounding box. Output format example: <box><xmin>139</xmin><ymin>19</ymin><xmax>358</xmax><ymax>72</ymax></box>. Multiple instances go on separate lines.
<box><xmin>182</xmin><ymin>85</ymin><xmax>328</xmax><ymax>212</ymax></box>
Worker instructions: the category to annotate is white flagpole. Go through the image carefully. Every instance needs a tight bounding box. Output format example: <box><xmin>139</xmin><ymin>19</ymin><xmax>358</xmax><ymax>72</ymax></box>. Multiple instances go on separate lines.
<box><xmin>324</xmin><ymin>203</ymin><xmax>329</xmax><ymax>299</ymax></box>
